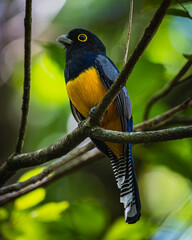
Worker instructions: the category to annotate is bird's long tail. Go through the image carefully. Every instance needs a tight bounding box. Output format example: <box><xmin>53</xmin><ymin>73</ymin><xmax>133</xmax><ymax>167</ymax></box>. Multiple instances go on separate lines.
<box><xmin>109</xmin><ymin>145</ymin><xmax>141</xmax><ymax>224</ymax></box>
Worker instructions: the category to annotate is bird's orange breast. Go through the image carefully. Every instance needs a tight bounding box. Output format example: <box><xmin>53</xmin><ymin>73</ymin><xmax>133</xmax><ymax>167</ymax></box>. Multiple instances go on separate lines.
<box><xmin>66</xmin><ymin>67</ymin><xmax>123</xmax><ymax>158</ymax></box>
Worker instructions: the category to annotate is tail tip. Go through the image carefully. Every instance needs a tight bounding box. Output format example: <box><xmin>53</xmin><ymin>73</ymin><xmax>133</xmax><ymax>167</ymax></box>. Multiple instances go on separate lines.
<box><xmin>124</xmin><ymin>204</ymin><xmax>141</xmax><ymax>224</ymax></box>
<box><xmin>126</xmin><ymin>212</ymin><xmax>141</xmax><ymax>224</ymax></box>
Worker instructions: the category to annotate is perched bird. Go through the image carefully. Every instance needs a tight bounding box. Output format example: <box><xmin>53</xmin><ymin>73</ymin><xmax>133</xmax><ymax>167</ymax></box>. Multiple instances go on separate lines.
<box><xmin>57</xmin><ymin>29</ymin><xmax>141</xmax><ymax>223</ymax></box>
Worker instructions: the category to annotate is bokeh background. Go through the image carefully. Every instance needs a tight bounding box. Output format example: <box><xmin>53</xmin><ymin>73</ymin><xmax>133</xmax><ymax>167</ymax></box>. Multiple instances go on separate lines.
<box><xmin>0</xmin><ymin>0</ymin><xmax>192</xmax><ymax>239</ymax></box>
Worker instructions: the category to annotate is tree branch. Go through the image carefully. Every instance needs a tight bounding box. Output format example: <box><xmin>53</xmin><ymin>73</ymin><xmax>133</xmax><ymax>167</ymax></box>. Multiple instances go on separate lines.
<box><xmin>0</xmin><ymin>122</ymin><xmax>88</xmax><ymax>186</ymax></box>
<box><xmin>15</xmin><ymin>0</ymin><xmax>32</xmax><ymax>154</ymax></box>
<box><xmin>144</xmin><ymin>60</ymin><xmax>192</xmax><ymax>120</ymax></box>
<box><xmin>2</xmin><ymin>94</ymin><xmax>192</xmax><ymax>197</ymax></box>
<box><xmin>89</xmin><ymin>125</ymin><xmax>192</xmax><ymax>144</ymax></box>
<box><xmin>0</xmin><ymin>148</ymin><xmax>104</xmax><ymax>206</ymax></box>
<box><xmin>3</xmin><ymin>94</ymin><xmax>191</xmax><ymax>197</ymax></box>
<box><xmin>89</xmin><ymin>0</ymin><xmax>172</xmax><ymax>124</ymax></box>
<box><xmin>162</xmin><ymin>116</ymin><xmax>192</xmax><ymax>128</ymax></box>
<box><xmin>0</xmin><ymin>142</ymin><xmax>94</xmax><ymax>195</ymax></box>
<box><xmin>1</xmin><ymin>123</ymin><xmax>192</xmax><ymax>203</ymax></box>
<box><xmin>134</xmin><ymin>96</ymin><xmax>192</xmax><ymax>131</ymax></box>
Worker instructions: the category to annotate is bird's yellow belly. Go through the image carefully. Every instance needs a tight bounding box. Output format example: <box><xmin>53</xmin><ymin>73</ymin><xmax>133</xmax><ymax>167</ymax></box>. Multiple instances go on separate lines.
<box><xmin>66</xmin><ymin>67</ymin><xmax>123</xmax><ymax>158</ymax></box>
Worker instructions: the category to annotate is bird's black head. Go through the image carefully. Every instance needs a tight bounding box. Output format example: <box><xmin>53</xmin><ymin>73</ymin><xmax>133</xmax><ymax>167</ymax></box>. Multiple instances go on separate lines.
<box><xmin>57</xmin><ymin>28</ymin><xmax>106</xmax><ymax>55</ymax></box>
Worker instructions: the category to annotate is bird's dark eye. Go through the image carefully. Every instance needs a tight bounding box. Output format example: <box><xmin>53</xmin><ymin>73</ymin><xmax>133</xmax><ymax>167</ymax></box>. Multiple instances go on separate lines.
<box><xmin>77</xmin><ymin>33</ymin><xmax>87</xmax><ymax>42</ymax></box>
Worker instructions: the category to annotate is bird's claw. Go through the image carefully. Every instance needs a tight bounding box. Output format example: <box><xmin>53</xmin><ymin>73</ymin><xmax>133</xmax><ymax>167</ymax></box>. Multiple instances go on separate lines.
<box><xmin>89</xmin><ymin>107</ymin><xmax>96</xmax><ymax>118</ymax></box>
<box><xmin>89</xmin><ymin>107</ymin><xmax>103</xmax><ymax>122</ymax></box>
<box><xmin>77</xmin><ymin>120</ymin><xmax>86</xmax><ymax>128</ymax></box>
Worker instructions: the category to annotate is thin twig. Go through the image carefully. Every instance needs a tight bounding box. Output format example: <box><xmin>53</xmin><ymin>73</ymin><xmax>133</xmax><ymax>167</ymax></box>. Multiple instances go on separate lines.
<box><xmin>0</xmin><ymin>149</ymin><xmax>104</xmax><ymax>206</ymax></box>
<box><xmin>134</xmin><ymin>96</ymin><xmax>192</xmax><ymax>131</ymax></box>
<box><xmin>144</xmin><ymin>60</ymin><xmax>192</xmax><ymax>120</ymax></box>
<box><xmin>178</xmin><ymin>0</ymin><xmax>192</xmax><ymax>19</ymax></box>
<box><xmin>161</xmin><ymin>116</ymin><xmax>192</xmax><ymax>128</ymax></box>
<box><xmin>0</xmin><ymin>142</ymin><xmax>94</xmax><ymax>196</ymax></box>
<box><xmin>177</xmin><ymin>74</ymin><xmax>192</xmax><ymax>86</ymax></box>
<box><xmin>124</xmin><ymin>0</ymin><xmax>133</xmax><ymax>65</ymax></box>
<box><xmin>15</xmin><ymin>0</ymin><xmax>32</xmax><ymax>153</ymax></box>
<box><xmin>90</xmin><ymin>0</ymin><xmax>172</xmax><ymax>124</ymax></box>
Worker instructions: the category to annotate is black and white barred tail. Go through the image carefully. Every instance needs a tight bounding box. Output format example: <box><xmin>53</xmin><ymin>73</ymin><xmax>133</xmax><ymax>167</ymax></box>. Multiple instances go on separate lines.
<box><xmin>108</xmin><ymin>146</ymin><xmax>141</xmax><ymax>224</ymax></box>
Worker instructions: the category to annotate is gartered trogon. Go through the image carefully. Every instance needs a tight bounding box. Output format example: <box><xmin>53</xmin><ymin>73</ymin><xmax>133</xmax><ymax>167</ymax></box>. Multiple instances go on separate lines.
<box><xmin>57</xmin><ymin>29</ymin><xmax>141</xmax><ymax>224</ymax></box>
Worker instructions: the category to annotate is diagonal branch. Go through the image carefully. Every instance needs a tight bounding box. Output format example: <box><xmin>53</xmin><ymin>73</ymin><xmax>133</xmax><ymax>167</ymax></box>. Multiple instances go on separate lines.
<box><xmin>124</xmin><ymin>0</ymin><xmax>133</xmax><ymax>65</ymax></box>
<box><xmin>0</xmin><ymin>149</ymin><xmax>104</xmax><ymax>206</ymax></box>
<box><xmin>90</xmin><ymin>0</ymin><xmax>172</xmax><ymax>124</ymax></box>
<box><xmin>162</xmin><ymin>116</ymin><xmax>192</xmax><ymax>128</ymax></box>
<box><xmin>144</xmin><ymin>60</ymin><xmax>192</xmax><ymax>120</ymax></box>
<box><xmin>0</xmin><ymin>122</ymin><xmax>88</xmax><ymax>186</ymax></box>
<box><xmin>0</xmin><ymin>123</ymin><xmax>191</xmax><ymax>204</ymax></box>
<box><xmin>15</xmin><ymin>0</ymin><xmax>32</xmax><ymax>154</ymax></box>
<box><xmin>0</xmin><ymin>142</ymin><xmax>94</xmax><ymax>196</ymax></box>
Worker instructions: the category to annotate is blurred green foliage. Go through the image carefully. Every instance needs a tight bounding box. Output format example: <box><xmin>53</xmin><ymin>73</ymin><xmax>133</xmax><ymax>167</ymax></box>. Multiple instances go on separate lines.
<box><xmin>0</xmin><ymin>0</ymin><xmax>192</xmax><ymax>239</ymax></box>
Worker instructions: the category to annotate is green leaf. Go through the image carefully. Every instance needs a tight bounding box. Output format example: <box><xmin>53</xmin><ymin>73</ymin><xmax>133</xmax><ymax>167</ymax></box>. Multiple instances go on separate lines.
<box><xmin>1</xmin><ymin>211</ymin><xmax>47</xmax><ymax>240</ymax></box>
<box><xmin>70</xmin><ymin>200</ymin><xmax>107</xmax><ymax>238</ymax></box>
<box><xmin>15</xmin><ymin>168</ymin><xmax>46</xmax><ymax>210</ymax></box>
<box><xmin>0</xmin><ymin>208</ymin><xmax>8</xmax><ymax>220</ymax></box>
<box><xmin>167</xmin><ymin>8</ymin><xmax>192</xmax><ymax>19</ymax></box>
<box><xmin>31</xmin><ymin>53</ymin><xmax>68</xmax><ymax>105</ymax></box>
<box><xmin>31</xmin><ymin>201</ymin><xmax>69</xmax><ymax>222</ymax></box>
<box><xmin>143</xmin><ymin>0</ymin><xmax>192</xmax><ymax>9</ymax></box>
<box><xmin>183</xmin><ymin>53</ymin><xmax>192</xmax><ymax>60</ymax></box>
<box><xmin>15</xmin><ymin>188</ymin><xmax>46</xmax><ymax>210</ymax></box>
<box><xmin>18</xmin><ymin>168</ymin><xmax>44</xmax><ymax>182</ymax></box>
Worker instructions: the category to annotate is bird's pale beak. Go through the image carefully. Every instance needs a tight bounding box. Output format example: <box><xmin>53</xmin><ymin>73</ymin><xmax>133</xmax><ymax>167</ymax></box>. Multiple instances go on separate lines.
<box><xmin>56</xmin><ymin>34</ymin><xmax>73</xmax><ymax>45</ymax></box>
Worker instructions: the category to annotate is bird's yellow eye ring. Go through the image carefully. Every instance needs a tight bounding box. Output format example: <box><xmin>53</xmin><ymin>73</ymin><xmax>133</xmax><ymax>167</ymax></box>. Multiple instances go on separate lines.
<box><xmin>77</xmin><ymin>34</ymin><xmax>88</xmax><ymax>42</ymax></box>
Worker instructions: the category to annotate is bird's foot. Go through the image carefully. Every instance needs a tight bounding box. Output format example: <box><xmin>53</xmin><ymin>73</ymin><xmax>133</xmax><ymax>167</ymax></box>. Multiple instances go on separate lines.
<box><xmin>77</xmin><ymin>120</ymin><xmax>86</xmax><ymax>128</ymax></box>
<box><xmin>89</xmin><ymin>107</ymin><xmax>96</xmax><ymax>118</ymax></box>
<box><xmin>89</xmin><ymin>107</ymin><xmax>103</xmax><ymax>122</ymax></box>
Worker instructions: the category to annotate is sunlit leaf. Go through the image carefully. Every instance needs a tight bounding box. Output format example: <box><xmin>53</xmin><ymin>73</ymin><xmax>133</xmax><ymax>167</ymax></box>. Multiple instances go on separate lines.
<box><xmin>167</xmin><ymin>8</ymin><xmax>192</xmax><ymax>19</ymax></box>
<box><xmin>2</xmin><ymin>210</ymin><xmax>46</xmax><ymax>240</ymax></box>
<box><xmin>31</xmin><ymin>201</ymin><xmax>69</xmax><ymax>222</ymax></box>
<box><xmin>0</xmin><ymin>208</ymin><xmax>8</xmax><ymax>220</ymax></box>
<box><xmin>15</xmin><ymin>188</ymin><xmax>46</xmax><ymax>210</ymax></box>
<box><xmin>18</xmin><ymin>168</ymin><xmax>44</xmax><ymax>182</ymax></box>
<box><xmin>31</xmin><ymin>54</ymin><xmax>68</xmax><ymax>106</ymax></box>
<box><xmin>145</xmin><ymin>18</ymin><xmax>188</xmax><ymax>75</ymax></box>
<box><xmin>143</xmin><ymin>0</ymin><xmax>192</xmax><ymax>9</ymax></box>
<box><xmin>183</xmin><ymin>53</ymin><xmax>192</xmax><ymax>60</ymax></box>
